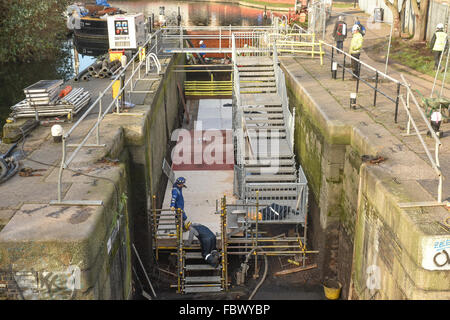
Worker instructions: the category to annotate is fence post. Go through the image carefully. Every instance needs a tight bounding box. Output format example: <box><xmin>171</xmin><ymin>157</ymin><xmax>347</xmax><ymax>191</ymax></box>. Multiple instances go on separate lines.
<box><xmin>57</xmin><ymin>139</ymin><xmax>66</xmax><ymax>203</ymax></box>
<box><xmin>406</xmin><ymin>90</ymin><xmax>411</xmax><ymax>135</ymax></box>
<box><xmin>394</xmin><ymin>82</ymin><xmax>401</xmax><ymax>123</ymax></box>
<box><xmin>373</xmin><ymin>71</ymin><xmax>379</xmax><ymax>107</ymax></box>
<box><xmin>96</xmin><ymin>92</ymin><xmax>102</xmax><ymax>145</ymax></box>
<box><xmin>342</xmin><ymin>54</ymin><xmax>346</xmax><ymax>81</ymax></box>
<box><xmin>356</xmin><ymin>73</ymin><xmax>360</xmax><ymax>93</ymax></box>
<box><xmin>331</xmin><ymin>46</ymin><xmax>334</xmax><ymax>71</ymax></box>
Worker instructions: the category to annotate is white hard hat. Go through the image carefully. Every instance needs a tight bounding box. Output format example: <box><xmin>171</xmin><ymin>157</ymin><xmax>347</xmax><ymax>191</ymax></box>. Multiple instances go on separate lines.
<box><xmin>51</xmin><ymin>124</ymin><xmax>63</xmax><ymax>137</ymax></box>
<box><xmin>352</xmin><ymin>25</ymin><xmax>360</xmax><ymax>33</ymax></box>
<box><xmin>437</xmin><ymin>23</ymin><xmax>444</xmax><ymax>29</ymax></box>
<box><xmin>199</xmin><ymin>40</ymin><xmax>204</xmax><ymax>45</ymax></box>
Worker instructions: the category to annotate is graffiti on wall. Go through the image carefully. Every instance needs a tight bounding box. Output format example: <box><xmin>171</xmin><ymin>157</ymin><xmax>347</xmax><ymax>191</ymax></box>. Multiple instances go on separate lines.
<box><xmin>0</xmin><ymin>265</ymin><xmax>81</xmax><ymax>300</ymax></box>
<box><xmin>422</xmin><ymin>237</ymin><xmax>450</xmax><ymax>270</ymax></box>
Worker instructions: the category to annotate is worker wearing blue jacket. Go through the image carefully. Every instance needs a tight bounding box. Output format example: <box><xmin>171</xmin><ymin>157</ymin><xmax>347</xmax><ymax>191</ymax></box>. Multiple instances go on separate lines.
<box><xmin>170</xmin><ymin>177</ymin><xmax>188</xmax><ymax>225</ymax></box>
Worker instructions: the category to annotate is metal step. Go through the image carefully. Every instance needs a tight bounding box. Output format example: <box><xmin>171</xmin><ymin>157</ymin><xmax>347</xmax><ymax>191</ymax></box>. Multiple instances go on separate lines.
<box><xmin>185</xmin><ymin>251</ymin><xmax>204</xmax><ymax>259</ymax></box>
<box><xmin>183</xmin><ymin>286</ymin><xmax>222</xmax><ymax>293</ymax></box>
<box><xmin>185</xmin><ymin>276</ymin><xmax>221</xmax><ymax>284</ymax></box>
<box><xmin>239</xmin><ymin>66</ymin><xmax>274</xmax><ymax>72</ymax></box>
<box><xmin>240</xmin><ymin>83</ymin><xmax>277</xmax><ymax>88</ymax></box>
<box><xmin>245</xmin><ymin>119</ymin><xmax>284</xmax><ymax>125</ymax></box>
<box><xmin>245</xmin><ymin>158</ymin><xmax>295</xmax><ymax>166</ymax></box>
<box><xmin>245</xmin><ymin>167</ymin><xmax>296</xmax><ymax>174</ymax></box>
<box><xmin>241</xmin><ymin>89</ymin><xmax>277</xmax><ymax>94</ymax></box>
<box><xmin>246</xmin><ymin>174</ymin><xmax>297</xmax><ymax>183</ymax></box>
<box><xmin>245</xmin><ymin>154</ymin><xmax>293</xmax><ymax>160</ymax></box>
<box><xmin>244</xmin><ymin>113</ymin><xmax>283</xmax><ymax>119</ymax></box>
<box><xmin>240</xmin><ymin>77</ymin><xmax>276</xmax><ymax>82</ymax></box>
<box><xmin>240</xmin><ymin>72</ymin><xmax>275</xmax><ymax>77</ymax></box>
<box><xmin>185</xmin><ymin>264</ymin><xmax>220</xmax><ymax>271</ymax></box>
<box><xmin>243</xmin><ymin>106</ymin><xmax>282</xmax><ymax>112</ymax></box>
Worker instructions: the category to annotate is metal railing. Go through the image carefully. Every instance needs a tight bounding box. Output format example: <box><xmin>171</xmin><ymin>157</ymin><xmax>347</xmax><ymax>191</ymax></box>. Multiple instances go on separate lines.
<box><xmin>398</xmin><ymin>74</ymin><xmax>443</xmax><ymax>207</ymax></box>
<box><xmin>274</xmin><ymin>45</ymin><xmax>295</xmax><ymax>152</ymax></box>
<box><xmin>321</xmin><ymin>42</ymin><xmax>444</xmax><ymax>206</ymax></box>
<box><xmin>231</xmin><ymin>33</ymin><xmax>309</xmax><ymax>219</ymax></box>
<box><xmin>50</xmin><ymin>30</ymin><xmax>163</xmax><ymax>206</ymax></box>
<box><xmin>322</xmin><ymin>42</ymin><xmax>405</xmax><ymax>123</ymax></box>
<box><xmin>161</xmin><ymin>25</ymin><xmax>278</xmax><ymax>54</ymax></box>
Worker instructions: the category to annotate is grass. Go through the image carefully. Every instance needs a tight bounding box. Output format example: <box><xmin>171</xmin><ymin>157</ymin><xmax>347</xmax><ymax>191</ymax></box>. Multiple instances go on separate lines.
<box><xmin>388</xmin><ymin>38</ymin><xmax>448</xmax><ymax>79</ymax></box>
<box><xmin>366</xmin><ymin>37</ymin><xmax>448</xmax><ymax>81</ymax></box>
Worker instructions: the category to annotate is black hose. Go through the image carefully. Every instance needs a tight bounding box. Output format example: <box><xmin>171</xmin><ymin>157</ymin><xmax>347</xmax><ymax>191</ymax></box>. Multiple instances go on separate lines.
<box><xmin>0</xmin><ymin>158</ymin><xmax>8</xmax><ymax>181</ymax></box>
<box><xmin>241</xmin><ymin>247</ymin><xmax>269</xmax><ymax>300</ymax></box>
<box><xmin>0</xmin><ymin>157</ymin><xmax>19</xmax><ymax>185</ymax></box>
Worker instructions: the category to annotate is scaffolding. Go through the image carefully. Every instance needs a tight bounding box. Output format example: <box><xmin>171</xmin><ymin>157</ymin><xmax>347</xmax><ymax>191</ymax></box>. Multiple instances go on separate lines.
<box><xmin>151</xmin><ymin>191</ymin><xmax>317</xmax><ymax>294</ymax></box>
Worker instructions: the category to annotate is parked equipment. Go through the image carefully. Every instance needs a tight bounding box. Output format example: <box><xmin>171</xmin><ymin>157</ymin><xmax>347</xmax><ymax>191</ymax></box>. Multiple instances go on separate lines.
<box><xmin>10</xmin><ymin>81</ymin><xmax>91</xmax><ymax>120</ymax></box>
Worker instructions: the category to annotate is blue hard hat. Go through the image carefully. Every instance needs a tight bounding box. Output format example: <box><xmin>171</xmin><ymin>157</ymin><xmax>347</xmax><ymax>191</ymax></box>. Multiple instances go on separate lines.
<box><xmin>176</xmin><ymin>177</ymin><xmax>186</xmax><ymax>184</ymax></box>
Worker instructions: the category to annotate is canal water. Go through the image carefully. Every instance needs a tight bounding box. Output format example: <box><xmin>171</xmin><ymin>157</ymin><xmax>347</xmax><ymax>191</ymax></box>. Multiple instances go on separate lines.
<box><xmin>0</xmin><ymin>0</ymin><xmax>276</xmax><ymax>137</ymax></box>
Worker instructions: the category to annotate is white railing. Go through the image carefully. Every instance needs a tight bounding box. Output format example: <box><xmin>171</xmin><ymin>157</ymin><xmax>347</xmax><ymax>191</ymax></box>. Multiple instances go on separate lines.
<box><xmin>399</xmin><ymin>74</ymin><xmax>443</xmax><ymax>207</ymax></box>
<box><xmin>273</xmin><ymin>42</ymin><xmax>295</xmax><ymax>152</ymax></box>
<box><xmin>50</xmin><ymin>30</ymin><xmax>163</xmax><ymax>206</ymax></box>
<box><xmin>243</xmin><ymin>182</ymin><xmax>308</xmax><ymax>223</ymax></box>
<box><xmin>161</xmin><ymin>25</ymin><xmax>278</xmax><ymax>53</ymax></box>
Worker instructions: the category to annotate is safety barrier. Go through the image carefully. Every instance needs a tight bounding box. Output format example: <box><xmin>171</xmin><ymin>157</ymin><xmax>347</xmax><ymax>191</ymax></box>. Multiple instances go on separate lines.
<box><xmin>398</xmin><ymin>74</ymin><xmax>444</xmax><ymax>207</ymax></box>
<box><xmin>322</xmin><ymin>42</ymin><xmax>445</xmax><ymax>207</ymax></box>
<box><xmin>50</xmin><ymin>30</ymin><xmax>163</xmax><ymax>206</ymax></box>
<box><xmin>221</xmin><ymin>192</ymin><xmax>317</xmax><ymax>278</ymax></box>
<box><xmin>322</xmin><ymin>42</ymin><xmax>405</xmax><ymax>123</ymax></box>
<box><xmin>184</xmin><ymin>79</ymin><xmax>232</xmax><ymax>97</ymax></box>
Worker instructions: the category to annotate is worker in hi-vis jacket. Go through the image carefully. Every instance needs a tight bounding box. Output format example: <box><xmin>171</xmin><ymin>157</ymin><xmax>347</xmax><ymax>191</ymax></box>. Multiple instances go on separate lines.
<box><xmin>349</xmin><ymin>24</ymin><xmax>364</xmax><ymax>79</ymax></box>
<box><xmin>430</xmin><ymin>23</ymin><xmax>448</xmax><ymax>71</ymax></box>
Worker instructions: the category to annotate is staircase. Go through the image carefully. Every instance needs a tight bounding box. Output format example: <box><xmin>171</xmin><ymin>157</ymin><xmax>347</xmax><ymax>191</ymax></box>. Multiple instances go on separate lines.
<box><xmin>181</xmin><ymin>250</ymin><xmax>223</xmax><ymax>294</ymax></box>
<box><xmin>235</xmin><ymin>56</ymin><xmax>297</xmax><ymax>186</ymax></box>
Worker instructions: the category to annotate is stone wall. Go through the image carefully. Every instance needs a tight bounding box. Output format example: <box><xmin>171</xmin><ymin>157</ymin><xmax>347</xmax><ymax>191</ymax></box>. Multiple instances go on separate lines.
<box><xmin>0</xmin><ymin>53</ymin><xmax>184</xmax><ymax>300</ymax></box>
<box><xmin>281</xmin><ymin>56</ymin><xmax>450</xmax><ymax>300</ymax></box>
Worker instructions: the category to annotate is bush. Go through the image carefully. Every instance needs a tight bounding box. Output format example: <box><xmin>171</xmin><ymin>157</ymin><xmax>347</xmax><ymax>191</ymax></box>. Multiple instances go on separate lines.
<box><xmin>0</xmin><ymin>0</ymin><xmax>71</xmax><ymax>63</ymax></box>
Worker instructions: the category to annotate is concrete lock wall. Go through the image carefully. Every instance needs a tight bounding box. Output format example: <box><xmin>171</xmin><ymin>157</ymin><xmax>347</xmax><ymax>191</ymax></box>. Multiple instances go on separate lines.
<box><xmin>281</xmin><ymin>59</ymin><xmax>450</xmax><ymax>300</ymax></box>
<box><xmin>0</xmin><ymin>54</ymin><xmax>184</xmax><ymax>300</ymax></box>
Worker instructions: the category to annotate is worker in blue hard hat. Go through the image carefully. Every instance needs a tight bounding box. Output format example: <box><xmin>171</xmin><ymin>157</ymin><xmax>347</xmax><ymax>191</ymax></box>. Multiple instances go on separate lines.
<box><xmin>170</xmin><ymin>177</ymin><xmax>189</xmax><ymax>229</ymax></box>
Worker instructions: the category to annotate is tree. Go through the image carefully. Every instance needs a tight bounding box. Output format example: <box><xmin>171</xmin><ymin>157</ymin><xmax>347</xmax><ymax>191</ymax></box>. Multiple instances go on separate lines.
<box><xmin>410</xmin><ymin>0</ymin><xmax>431</xmax><ymax>42</ymax></box>
<box><xmin>383</xmin><ymin>0</ymin><xmax>406</xmax><ymax>38</ymax></box>
<box><xmin>0</xmin><ymin>0</ymin><xmax>71</xmax><ymax>63</ymax></box>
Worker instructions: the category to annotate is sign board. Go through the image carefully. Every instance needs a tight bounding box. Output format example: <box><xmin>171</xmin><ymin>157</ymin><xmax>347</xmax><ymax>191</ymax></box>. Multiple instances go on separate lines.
<box><xmin>421</xmin><ymin>236</ymin><xmax>450</xmax><ymax>270</ymax></box>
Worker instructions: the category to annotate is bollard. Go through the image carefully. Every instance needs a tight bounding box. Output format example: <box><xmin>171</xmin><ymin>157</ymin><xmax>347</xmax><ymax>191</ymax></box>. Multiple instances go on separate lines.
<box><xmin>350</xmin><ymin>92</ymin><xmax>357</xmax><ymax>109</ymax></box>
<box><xmin>332</xmin><ymin>61</ymin><xmax>337</xmax><ymax>79</ymax></box>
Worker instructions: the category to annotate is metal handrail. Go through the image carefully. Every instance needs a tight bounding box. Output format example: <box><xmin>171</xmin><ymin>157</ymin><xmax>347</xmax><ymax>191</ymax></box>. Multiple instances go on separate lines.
<box><xmin>321</xmin><ymin>41</ymin><xmax>402</xmax><ymax>84</ymax></box>
<box><xmin>321</xmin><ymin>41</ymin><xmax>404</xmax><ymax>122</ymax></box>
<box><xmin>51</xmin><ymin>30</ymin><xmax>163</xmax><ymax>205</ymax></box>
<box><xmin>399</xmin><ymin>74</ymin><xmax>443</xmax><ymax>204</ymax></box>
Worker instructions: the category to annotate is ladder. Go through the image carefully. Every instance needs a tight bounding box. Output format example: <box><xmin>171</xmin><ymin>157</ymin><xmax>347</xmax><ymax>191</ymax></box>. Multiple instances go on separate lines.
<box><xmin>175</xmin><ymin>199</ymin><xmax>229</xmax><ymax>294</ymax></box>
